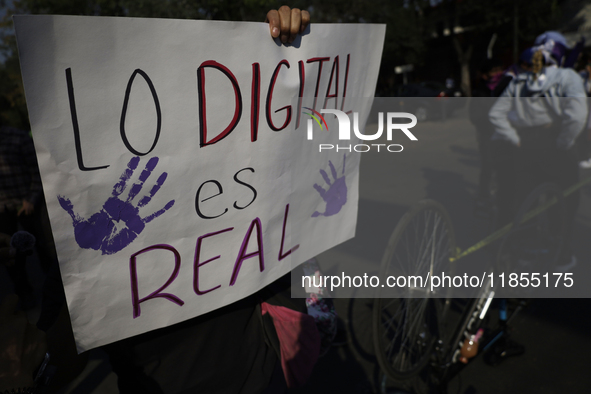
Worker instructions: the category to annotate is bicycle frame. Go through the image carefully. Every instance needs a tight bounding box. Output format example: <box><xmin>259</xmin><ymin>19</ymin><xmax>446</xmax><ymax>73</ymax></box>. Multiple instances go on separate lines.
<box><xmin>434</xmin><ymin>284</ymin><xmax>525</xmax><ymax>392</ymax></box>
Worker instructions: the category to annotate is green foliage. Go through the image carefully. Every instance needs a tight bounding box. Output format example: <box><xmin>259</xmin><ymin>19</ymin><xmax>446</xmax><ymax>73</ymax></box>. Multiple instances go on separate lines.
<box><xmin>0</xmin><ymin>0</ymin><xmax>575</xmax><ymax>127</ymax></box>
<box><xmin>447</xmin><ymin>0</ymin><xmax>564</xmax><ymax>51</ymax></box>
<box><xmin>3</xmin><ymin>0</ymin><xmax>283</xmax><ymax>21</ymax></box>
<box><xmin>308</xmin><ymin>0</ymin><xmax>426</xmax><ymax>67</ymax></box>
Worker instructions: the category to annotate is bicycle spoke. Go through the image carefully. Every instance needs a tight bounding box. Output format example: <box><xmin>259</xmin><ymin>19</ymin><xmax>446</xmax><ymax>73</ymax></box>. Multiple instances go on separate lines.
<box><xmin>373</xmin><ymin>200</ymin><xmax>456</xmax><ymax>380</ymax></box>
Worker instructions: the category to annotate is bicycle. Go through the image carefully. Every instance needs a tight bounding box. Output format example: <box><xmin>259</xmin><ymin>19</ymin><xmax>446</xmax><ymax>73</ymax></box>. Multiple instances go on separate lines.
<box><xmin>372</xmin><ymin>200</ymin><xmax>455</xmax><ymax>382</ymax></box>
<box><xmin>372</xmin><ymin>180</ymin><xmax>572</xmax><ymax>393</ymax></box>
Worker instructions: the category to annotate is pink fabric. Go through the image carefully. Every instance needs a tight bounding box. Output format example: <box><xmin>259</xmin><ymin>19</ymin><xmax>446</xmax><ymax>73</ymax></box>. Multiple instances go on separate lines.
<box><xmin>261</xmin><ymin>302</ymin><xmax>321</xmax><ymax>388</ymax></box>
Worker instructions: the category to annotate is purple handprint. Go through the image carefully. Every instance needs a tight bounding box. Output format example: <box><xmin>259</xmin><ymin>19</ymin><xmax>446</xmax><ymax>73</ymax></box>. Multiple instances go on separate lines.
<box><xmin>312</xmin><ymin>154</ymin><xmax>347</xmax><ymax>218</ymax></box>
<box><xmin>58</xmin><ymin>157</ymin><xmax>175</xmax><ymax>255</ymax></box>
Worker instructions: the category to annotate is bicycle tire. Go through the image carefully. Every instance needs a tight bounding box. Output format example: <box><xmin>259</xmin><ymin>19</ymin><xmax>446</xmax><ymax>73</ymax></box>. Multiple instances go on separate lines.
<box><xmin>372</xmin><ymin>200</ymin><xmax>456</xmax><ymax>381</ymax></box>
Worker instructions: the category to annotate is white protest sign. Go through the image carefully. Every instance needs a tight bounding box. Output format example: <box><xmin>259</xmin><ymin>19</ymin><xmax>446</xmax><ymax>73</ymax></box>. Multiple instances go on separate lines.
<box><xmin>14</xmin><ymin>15</ymin><xmax>385</xmax><ymax>352</ymax></box>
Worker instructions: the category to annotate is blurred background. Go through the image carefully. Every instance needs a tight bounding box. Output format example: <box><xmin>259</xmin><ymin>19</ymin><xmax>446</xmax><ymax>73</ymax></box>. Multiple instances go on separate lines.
<box><xmin>1</xmin><ymin>0</ymin><xmax>590</xmax><ymax>130</ymax></box>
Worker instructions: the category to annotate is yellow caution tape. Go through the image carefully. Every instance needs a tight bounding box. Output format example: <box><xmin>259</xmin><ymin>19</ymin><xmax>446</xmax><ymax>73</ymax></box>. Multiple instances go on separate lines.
<box><xmin>449</xmin><ymin>176</ymin><xmax>591</xmax><ymax>262</ymax></box>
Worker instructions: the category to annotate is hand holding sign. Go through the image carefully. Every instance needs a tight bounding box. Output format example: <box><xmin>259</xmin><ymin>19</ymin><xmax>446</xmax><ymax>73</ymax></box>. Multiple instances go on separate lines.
<box><xmin>266</xmin><ymin>6</ymin><xmax>310</xmax><ymax>44</ymax></box>
<box><xmin>14</xmin><ymin>13</ymin><xmax>385</xmax><ymax>351</ymax></box>
<box><xmin>58</xmin><ymin>157</ymin><xmax>175</xmax><ymax>255</ymax></box>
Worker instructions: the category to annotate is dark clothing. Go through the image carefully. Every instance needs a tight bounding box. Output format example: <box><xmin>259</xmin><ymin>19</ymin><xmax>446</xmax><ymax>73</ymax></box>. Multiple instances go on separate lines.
<box><xmin>0</xmin><ymin>209</ymin><xmax>35</xmax><ymax>297</ymax></box>
<box><xmin>104</xmin><ymin>295</ymin><xmax>278</xmax><ymax>394</ymax></box>
<box><xmin>575</xmin><ymin>100</ymin><xmax>591</xmax><ymax>161</ymax></box>
<box><xmin>475</xmin><ymin>125</ymin><xmax>495</xmax><ymax>199</ymax></box>
<box><xmin>493</xmin><ymin>127</ymin><xmax>580</xmax><ymax>261</ymax></box>
<box><xmin>0</xmin><ymin>126</ymin><xmax>55</xmax><ymax>297</ymax></box>
<box><xmin>0</xmin><ymin>126</ymin><xmax>42</xmax><ymax>210</ymax></box>
<box><xmin>0</xmin><ymin>196</ymin><xmax>57</xmax><ymax>271</ymax></box>
<box><xmin>492</xmin><ymin>75</ymin><xmax>513</xmax><ymax>98</ymax></box>
<box><xmin>470</xmin><ymin>74</ymin><xmax>515</xmax><ymax>200</ymax></box>
<box><xmin>104</xmin><ymin>275</ymin><xmax>304</xmax><ymax>394</ymax></box>
<box><xmin>470</xmin><ymin>83</ymin><xmax>496</xmax><ymax>199</ymax></box>
<box><xmin>39</xmin><ymin>263</ymin><xmax>303</xmax><ymax>394</ymax></box>
<box><xmin>575</xmin><ymin>123</ymin><xmax>591</xmax><ymax>162</ymax></box>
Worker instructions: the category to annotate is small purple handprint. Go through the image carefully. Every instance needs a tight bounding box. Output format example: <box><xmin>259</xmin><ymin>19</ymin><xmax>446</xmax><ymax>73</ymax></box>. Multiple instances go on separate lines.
<box><xmin>58</xmin><ymin>157</ymin><xmax>175</xmax><ymax>255</ymax></box>
<box><xmin>312</xmin><ymin>154</ymin><xmax>347</xmax><ymax>218</ymax></box>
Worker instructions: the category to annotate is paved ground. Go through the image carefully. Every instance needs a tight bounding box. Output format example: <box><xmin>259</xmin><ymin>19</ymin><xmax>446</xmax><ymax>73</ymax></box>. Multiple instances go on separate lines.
<box><xmin>2</xmin><ymin>102</ymin><xmax>591</xmax><ymax>393</ymax></box>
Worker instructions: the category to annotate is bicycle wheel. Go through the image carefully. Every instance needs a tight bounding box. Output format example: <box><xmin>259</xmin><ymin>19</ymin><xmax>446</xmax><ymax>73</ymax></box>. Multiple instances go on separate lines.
<box><xmin>496</xmin><ymin>182</ymin><xmax>566</xmax><ymax>277</ymax></box>
<box><xmin>373</xmin><ymin>200</ymin><xmax>456</xmax><ymax>380</ymax></box>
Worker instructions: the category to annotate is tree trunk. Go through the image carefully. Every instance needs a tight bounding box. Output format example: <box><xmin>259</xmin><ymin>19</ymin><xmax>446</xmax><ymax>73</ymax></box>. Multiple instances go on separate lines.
<box><xmin>453</xmin><ymin>37</ymin><xmax>473</xmax><ymax>97</ymax></box>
